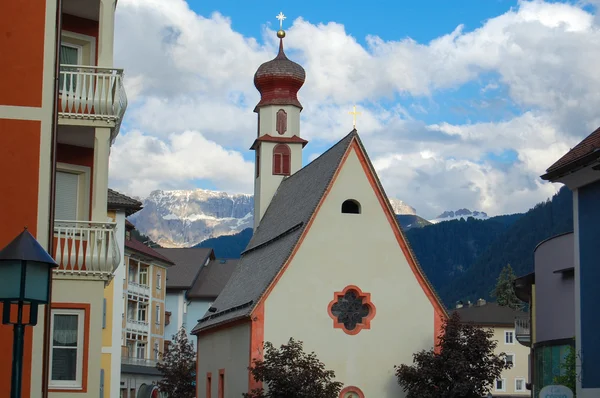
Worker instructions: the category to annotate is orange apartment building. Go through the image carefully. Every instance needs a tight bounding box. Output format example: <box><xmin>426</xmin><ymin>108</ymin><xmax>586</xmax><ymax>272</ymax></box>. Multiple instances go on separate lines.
<box><xmin>0</xmin><ymin>0</ymin><xmax>127</xmax><ymax>396</ymax></box>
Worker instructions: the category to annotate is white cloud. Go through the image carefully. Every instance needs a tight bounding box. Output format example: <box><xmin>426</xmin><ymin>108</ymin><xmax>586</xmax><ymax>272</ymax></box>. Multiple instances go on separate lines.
<box><xmin>111</xmin><ymin>0</ymin><xmax>600</xmax><ymax>218</ymax></box>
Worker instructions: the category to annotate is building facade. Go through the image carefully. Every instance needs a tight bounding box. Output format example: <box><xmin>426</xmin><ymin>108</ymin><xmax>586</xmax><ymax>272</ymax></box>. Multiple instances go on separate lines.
<box><xmin>454</xmin><ymin>301</ymin><xmax>531</xmax><ymax>397</ymax></box>
<box><xmin>121</xmin><ymin>226</ymin><xmax>174</xmax><ymax>398</ymax></box>
<box><xmin>540</xmin><ymin>130</ymin><xmax>600</xmax><ymax>398</ymax></box>
<box><xmin>0</xmin><ymin>0</ymin><xmax>126</xmax><ymax>395</ymax></box>
<box><xmin>514</xmin><ymin>232</ymin><xmax>576</xmax><ymax>398</ymax></box>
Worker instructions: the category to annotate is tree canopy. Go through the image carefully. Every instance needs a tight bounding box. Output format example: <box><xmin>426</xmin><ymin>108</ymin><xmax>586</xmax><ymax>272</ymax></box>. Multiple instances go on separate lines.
<box><xmin>491</xmin><ymin>264</ymin><xmax>523</xmax><ymax>310</ymax></box>
<box><xmin>244</xmin><ymin>338</ymin><xmax>343</xmax><ymax>398</ymax></box>
<box><xmin>395</xmin><ymin>312</ymin><xmax>511</xmax><ymax>398</ymax></box>
<box><xmin>156</xmin><ymin>327</ymin><xmax>196</xmax><ymax>398</ymax></box>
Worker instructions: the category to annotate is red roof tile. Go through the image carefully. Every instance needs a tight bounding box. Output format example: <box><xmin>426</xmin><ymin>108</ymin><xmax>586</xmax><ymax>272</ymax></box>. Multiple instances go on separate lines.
<box><xmin>125</xmin><ymin>239</ymin><xmax>174</xmax><ymax>265</ymax></box>
<box><xmin>250</xmin><ymin>134</ymin><xmax>308</xmax><ymax>150</ymax></box>
<box><xmin>545</xmin><ymin>126</ymin><xmax>600</xmax><ymax>177</ymax></box>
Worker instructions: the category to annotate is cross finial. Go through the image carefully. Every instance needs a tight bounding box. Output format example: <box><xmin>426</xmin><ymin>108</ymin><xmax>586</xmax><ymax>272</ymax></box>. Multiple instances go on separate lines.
<box><xmin>349</xmin><ymin>105</ymin><xmax>361</xmax><ymax>129</ymax></box>
<box><xmin>276</xmin><ymin>12</ymin><xmax>286</xmax><ymax>30</ymax></box>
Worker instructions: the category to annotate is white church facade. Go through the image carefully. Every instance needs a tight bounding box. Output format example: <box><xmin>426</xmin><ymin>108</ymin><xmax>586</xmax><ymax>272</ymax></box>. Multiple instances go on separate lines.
<box><xmin>192</xmin><ymin>21</ymin><xmax>447</xmax><ymax>398</ymax></box>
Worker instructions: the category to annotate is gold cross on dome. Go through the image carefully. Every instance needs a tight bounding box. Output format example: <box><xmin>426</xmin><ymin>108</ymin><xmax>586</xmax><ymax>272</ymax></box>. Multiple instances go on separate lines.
<box><xmin>349</xmin><ymin>105</ymin><xmax>361</xmax><ymax>129</ymax></box>
<box><xmin>276</xmin><ymin>12</ymin><xmax>286</xmax><ymax>30</ymax></box>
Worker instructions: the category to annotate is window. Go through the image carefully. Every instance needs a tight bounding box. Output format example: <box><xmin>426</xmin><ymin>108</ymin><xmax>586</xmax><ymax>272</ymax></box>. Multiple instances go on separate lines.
<box><xmin>505</xmin><ymin>330</ymin><xmax>515</xmax><ymax>344</ymax></box>
<box><xmin>154</xmin><ymin>341</ymin><xmax>160</xmax><ymax>360</ymax></box>
<box><xmin>136</xmin><ymin>342</ymin><xmax>146</xmax><ymax>359</ymax></box>
<box><xmin>156</xmin><ymin>272</ymin><xmax>162</xmax><ymax>289</ymax></box>
<box><xmin>276</xmin><ymin>109</ymin><xmax>287</xmax><ymax>134</ymax></box>
<box><xmin>128</xmin><ymin>265</ymin><xmax>136</xmax><ymax>283</ymax></box>
<box><xmin>155</xmin><ymin>305</ymin><xmax>161</xmax><ymax>325</ymax></box>
<box><xmin>255</xmin><ymin>153</ymin><xmax>260</xmax><ymax>178</ymax></box>
<box><xmin>50</xmin><ymin>309</ymin><xmax>85</xmax><ymax>389</ymax></box>
<box><xmin>495</xmin><ymin>378</ymin><xmax>506</xmax><ymax>392</ymax></box>
<box><xmin>273</xmin><ymin>144</ymin><xmax>291</xmax><ymax>175</ymax></box>
<box><xmin>328</xmin><ymin>285</ymin><xmax>375</xmax><ymax>335</ymax></box>
<box><xmin>515</xmin><ymin>378</ymin><xmax>526</xmax><ymax>392</ymax></box>
<box><xmin>206</xmin><ymin>373</ymin><xmax>212</xmax><ymax>398</ymax></box>
<box><xmin>54</xmin><ymin>171</ymin><xmax>80</xmax><ymax>220</ymax></box>
<box><xmin>138</xmin><ymin>304</ymin><xmax>147</xmax><ymax>322</ymax></box>
<box><xmin>341</xmin><ymin>199</ymin><xmax>361</xmax><ymax>214</ymax></box>
<box><xmin>505</xmin><ymin>353</ymin><xmax>515</xmax><ymax>365</ymax></box>
<box><xmin>139</xmin><ymin>267</ymin><xmax>148</xmax><ymax>286</ymax></box>
<box><xmin>218</xmin><ymin>369</ymin><xmax>225</xmax><ymax>398</ymax></box>
<box><xmin>59</xmin><ymin>43</ymin><xmax>82</xmax><ymax>91</ymax></box>
<box><xmin>165</xmin><ymin>311</ymin><xmax>171</xmax><ymax>326</ymax></box>
<box><xmin>339</xmin><ymin>386</ymin><xmax>365</xmax><ymax>398</ymax></box>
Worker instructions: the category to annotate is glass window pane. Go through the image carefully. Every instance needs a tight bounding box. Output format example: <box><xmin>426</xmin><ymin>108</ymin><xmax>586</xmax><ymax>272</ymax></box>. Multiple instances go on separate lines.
<box><xmin>51</xmin><ymin>347</ymin><xmax>77</xmax><ymax>380</ymax></box>
<box><xmin>53</xmin><ymin>314</ymin><xmax>78</xmax><ymax>347</ymax></box>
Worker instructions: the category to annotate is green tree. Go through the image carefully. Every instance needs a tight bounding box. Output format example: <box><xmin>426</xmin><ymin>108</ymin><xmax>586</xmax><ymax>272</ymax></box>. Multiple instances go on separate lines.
<box><xmin>491</xmin><ymin>264</ymin><xmax>523</xmax><ymax>310</ymax></box>
<box><xmin>395</xmin><ymin>312</ymin><xmax>511</xmax><ymax>398</ymax></box>
<box><xmin>156</xmin><ymin>327</ymin><xmax>196</xmax><ymax>398</ymax></box>
<box><xmin>244</xmin><ymin>338</ymin><xmax>343</xmax><ymax>398</ymax></box>
<box><xmin>553</xmin><ymin>344</ymin><xmax>577</xmax><ymax>396</ymax></box>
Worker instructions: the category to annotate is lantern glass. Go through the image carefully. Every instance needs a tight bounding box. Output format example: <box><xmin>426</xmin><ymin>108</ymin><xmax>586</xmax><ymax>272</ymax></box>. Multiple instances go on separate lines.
<box><xmin>23</xmin><ymin>261</ymin><xmax>50</xmax><ymax>304</ymax></box>
<box><xmin>0</xmin><ymin>260</ymin><xmax>23</xmax><ymax>302</ymax></box>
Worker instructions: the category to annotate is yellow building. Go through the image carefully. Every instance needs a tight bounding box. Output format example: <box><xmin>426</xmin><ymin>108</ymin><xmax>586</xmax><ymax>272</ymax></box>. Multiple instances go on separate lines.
<box><xmin>455</xmin><ymin>300</ymin><xmax>531</xmax><ymax>396</ymax></box>
<box><xmin>120</xmin><ymin>222</ymin><xmax>174</xmax><ymax>398</ymax></box>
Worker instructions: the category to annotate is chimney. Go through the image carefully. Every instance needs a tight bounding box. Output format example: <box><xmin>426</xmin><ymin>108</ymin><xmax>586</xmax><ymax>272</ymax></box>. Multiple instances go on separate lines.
<box><xmin>477</xmin><ymin>298</ymin><xmax>486</xmax><ymax>307</ymax></box>
<box><xmin>455</xmin><ymin>301</ymin><xmax>463</xmax><ymax>309</ymax></box>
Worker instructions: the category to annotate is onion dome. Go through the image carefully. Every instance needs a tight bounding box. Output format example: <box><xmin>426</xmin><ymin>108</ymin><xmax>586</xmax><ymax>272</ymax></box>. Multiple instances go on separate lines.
<box><xmin>254</xmin><ymin>31</ymin><xmax>306</xmax><ymax>111</ymax></box>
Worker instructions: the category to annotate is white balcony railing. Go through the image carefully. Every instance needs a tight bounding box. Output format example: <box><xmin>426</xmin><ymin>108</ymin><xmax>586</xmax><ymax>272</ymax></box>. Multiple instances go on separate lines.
<box><xmin>58</xmin><ymin>65</ymin><xmax>127</xmax><ymax>125</ymax></box>
<box><xmin>128</xmin><ymin>281</ymin><xmax>151</xmax><ymax>298</ymax></box>
<box><xmin>126</xmin><ymin>319</ymin><xmax>149</xmax><ymax>335</ymax></box>
<box><xmin>53</xmin><ymin>220</ymin><xmax>120</xmax><ymax>279</ymax></box>
<box><xmin>121</xmin><ymin>355</ymin><xmax>158</xmax><ymax>367</ymax></box>
<box><xmin>515</xmin><ymin>316</ymin><xmax>531</xmax><ymax>347</ymax></box>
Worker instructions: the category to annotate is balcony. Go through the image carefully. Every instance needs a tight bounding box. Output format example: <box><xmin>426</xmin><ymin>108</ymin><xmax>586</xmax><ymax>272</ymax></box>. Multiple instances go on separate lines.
<box><xmin>515</xmin><ymin>316</ymin><xmax>531</xmax><ymax>347</ymax></box>
<box><xmin>58</xmin><ymin>65</ymin><xmax>127</xmax><ymax>137</ymax></box>
<box><xmin>128</xmin><ymin>281</ymin><xmax>151</xmax><ymax>300</ymax></box>
<box><xmin>121</xmin><ymin>355</ymin><xmax>158</xmax><ymax>368</ymax></box>
<box><xmin>53</xmin><ymin>220</ymin><xmax>120</xmax><ymax>280</ymax></box>
<box><xmin>126</xmin><ymin>318</ymin><xmax>149</xmax><ymax>335</ymax></box>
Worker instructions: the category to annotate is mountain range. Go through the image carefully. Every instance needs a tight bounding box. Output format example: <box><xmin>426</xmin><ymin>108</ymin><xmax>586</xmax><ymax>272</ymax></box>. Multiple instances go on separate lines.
<box><xmin>195</xmin><ymin>187</ymin><xmax>573</xmax><ymax>307</ymax></box>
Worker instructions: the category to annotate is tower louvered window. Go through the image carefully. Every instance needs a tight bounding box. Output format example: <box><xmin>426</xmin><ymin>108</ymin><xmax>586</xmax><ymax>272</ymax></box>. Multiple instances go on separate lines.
<box><xmin>273</xmin><ymin>144</ymin><xmax>291</xmax><ymax>176</ymax></box>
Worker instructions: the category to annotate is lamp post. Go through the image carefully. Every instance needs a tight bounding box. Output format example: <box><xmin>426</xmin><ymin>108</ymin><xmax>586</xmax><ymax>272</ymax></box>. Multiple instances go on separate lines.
<box><xmin>0</xmin><ymin>228</ymin><xmax>57</xmax><ymax>398</ymax></box>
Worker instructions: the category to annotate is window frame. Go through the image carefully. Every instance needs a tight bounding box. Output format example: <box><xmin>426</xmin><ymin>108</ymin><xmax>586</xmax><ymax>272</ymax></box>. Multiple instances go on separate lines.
<box><xmin>155</xmin><ymin>304</ymin><xmax>161</xmax><ymax>325</ymax></box>
<box><xmin>505</xmin><ymin>352</ymin><xmax>515</xmax><ymax>365</ymax></box>
<box><xmin>505</xmin><ymin>330</ymin><xmax>515</xmax><ymax>344</ymax></box>
<box><xmin>341</xmin><ymin>199</ymin><xmax>361</xmax><ymax>214</ymax></box>
<box><xmin>138</xmin><ymin>304</ymin><xmax>147</xmax><ymax>322</ymax></box>
<box><xmin>139</xmin><ymin>267</ymin><xmax>148</xmax><ymax>286</ymax></box>
<box><xmin>494</xmin><ymin>378</ymin><xmax>506</xmax><ymax>392</ymax></box>
<box><xmin>48</xmin><ymin>305</ymin><xmax>89</xmax><ymax>392</ymax></box>
<box><xmin>156</xmin><ymin>271</ymin><xmax>162</xmax><ymax>290</ymax></box>
<box><xmin>515</xmin><ymin>377</ymin><xmax>526</xmax><ymax>392</ymax></box>
<box><xmin>272</xmin><ymin>144</ymin><xmax>291</xmax><ymax>176</ymax></box>
<box><xmin>55</xmin><ymin>163</ymin><xmax>91</xmax><ymax>221</ymax></box>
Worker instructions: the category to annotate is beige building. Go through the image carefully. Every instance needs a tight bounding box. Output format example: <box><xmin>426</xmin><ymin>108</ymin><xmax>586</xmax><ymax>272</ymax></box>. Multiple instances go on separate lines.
<box><xmin>191</xmin><ymin>25</ymin><xmax>447</xmax><ymax>398</ymax></box>
<box><xmin>455</xmin><ymin>300</ymin><xmax>530</xmax><ymax>396</ymax></box>
<box><xmin>120</xmin><ymin>223</ymin><xmax>174</xmax><ymax>398</ymax></box>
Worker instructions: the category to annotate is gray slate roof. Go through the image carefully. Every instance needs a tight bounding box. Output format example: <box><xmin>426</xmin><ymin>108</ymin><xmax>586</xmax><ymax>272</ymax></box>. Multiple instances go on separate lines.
<box><xmin>192</xmin><ymin>131</ymin><xmax>355</xmax><ymax>333</ymax></box>
<box><xmin>154</xmin><ymin>248</ymin><xmax>214</xmax><ymax>290</ymax></box>
<box><xmin>187</xmin><ymin>258</ymin><xmax>240</xmax><ymax>299</ymax></box>
<box><xmin>107</xmin><ymin>189</ymin><xmax>143</xmax><ymax>216</ymax></box>
<box><xmin>454</xmin><ymin>302</ymin><xmax>527</xmax><ymax>326</ymax></box>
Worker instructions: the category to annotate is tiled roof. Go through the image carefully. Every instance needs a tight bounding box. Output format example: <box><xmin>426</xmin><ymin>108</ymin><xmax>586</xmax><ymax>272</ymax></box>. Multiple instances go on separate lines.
<box><xmin>453</xmin><ymin>302</ymin><xmax>526</xmax><ymax>326</ymax></box>
<box><xmin>250</xmin><ymin>135</ymin><xmax>308</xmax><ymax>150</ymax></box>
<box><xmin>153</xmin><ymin>248</ymin><xmax>214</xmax><ymax>289</ymax></box>
<box><xmin>192</xmin><ymin>131</ymin><xmax>355</xmax><ymax>333</ymax></box>
<box><xmin>108</xmin><ymin>189</ymin><xmax>143</xmax><ymax>216</ymax></box>
<box><xmin>125</xmin><ymin>239</ymin><xmax>174</xmax><ymax>265</ymax></box>
<box><xmin>187</xmin><ymin>258</ymin><xmax>239</xmax><ymax>299</ymax></box>
<box><xmin>543</xmin><ymin>126</ymin><xmax>600</xmax><ymax>179</ymax></box>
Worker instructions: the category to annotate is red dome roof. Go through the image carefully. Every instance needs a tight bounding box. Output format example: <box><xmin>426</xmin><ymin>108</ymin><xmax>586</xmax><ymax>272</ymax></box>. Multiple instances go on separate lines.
<box><xmin>254</xmin><ymin>39</ymin><xmax>306</xmax><ymax>111</ymax></box>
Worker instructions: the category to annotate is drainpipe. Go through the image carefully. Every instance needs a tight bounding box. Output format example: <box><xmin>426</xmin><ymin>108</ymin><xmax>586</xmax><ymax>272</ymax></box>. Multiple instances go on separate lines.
<box><xmin>41</xmin><ymin>0</ymin><xmax>62</xmax><ymax>395</ymax></box>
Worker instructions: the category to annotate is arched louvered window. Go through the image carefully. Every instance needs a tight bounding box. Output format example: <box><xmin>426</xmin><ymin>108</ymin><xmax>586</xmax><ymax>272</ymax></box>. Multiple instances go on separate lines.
<box><xmin>273</xmin><ymin>144</ymin><xmax>291</xmax><ymax>176</ymax></box>
<box><xmin>341</xmin><ymin>199</ymin><xmax>361</xmax><ymax>214</ymax></box>
<box><xmin>276</xmin><ymin>109</ymin><xmax>287</xmax><ymax>135</ymax></box>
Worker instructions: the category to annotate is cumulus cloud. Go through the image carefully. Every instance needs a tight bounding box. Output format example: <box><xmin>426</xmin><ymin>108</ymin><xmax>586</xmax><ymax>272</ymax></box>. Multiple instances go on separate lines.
<box><xmin>111</xmin><ymin>0</ymin><xmax>600</xmax><ymax>219</ymax></box>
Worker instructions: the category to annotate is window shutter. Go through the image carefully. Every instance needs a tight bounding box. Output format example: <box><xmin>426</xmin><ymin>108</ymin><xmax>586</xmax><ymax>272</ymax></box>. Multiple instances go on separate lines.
<box><xmin>102</xmin><ymin>298</ymin><xmax>106</xmax><ymax>329</ymax></box>
<box><xmin>273</xmin><ymin>153</ymin><xmax>282</xmax><ymax>174</ymax></box>
<box><xmin>54</xmin><ymin>171</ymin><xmax>79</xmax><ymax>220</ymax></box>
<box><xmin>282</xmin><ymin>153</ymin><xmax>290</xmax><ymax>175</ymax></box>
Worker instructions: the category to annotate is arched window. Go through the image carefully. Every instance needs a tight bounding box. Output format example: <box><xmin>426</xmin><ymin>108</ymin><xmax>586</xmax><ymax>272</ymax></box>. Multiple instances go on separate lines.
<box><xmin>339</xmin><ymin>386</ymin><xmax>365</xmax><ymax>398</ymax></box>
<box><xmin>341</xmin><ymin>199</ymin><xmax>361</xmax><ymax>214</ymax></box>
<box><xmin>273</xmin><ymin>144</ymin><xmax>291</xmax><ymax>176</ymax></box>
<box><xmin>276</xmin><ymin>109</ymin><xmax>287</xmax><ymax>135</ymax></box>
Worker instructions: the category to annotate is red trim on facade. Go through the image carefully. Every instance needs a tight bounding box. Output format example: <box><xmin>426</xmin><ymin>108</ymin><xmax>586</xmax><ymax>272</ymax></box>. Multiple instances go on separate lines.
<box><xmin>250</xmin><ymin>134</ymin><xmax>308</xmax><ymax>150</ymax></box>
<box><xmin>47</xmin><ymin>303</ymin><xmax>91</xmax><ymax>393</ymax></box>
<box><xmin>248</xmin><ymin>301</ymin><xmax>265</xmax><ymax>392</ymax></box>
<box><xmin>206</xmin><ymin>372</ymin><xmax>212</xmax><ymax>398</ymax></box>
<box><xmin>327</xmin><ymin>285</ymin><xmax>376</xmax><ymax>336</ymax></box>
<box><xmin>339</xmin><ymin>386</ymin><xmax>365</xmax><ymax>398</ymax></box>
<box><xmin>218</xmin><ymin>369</ymin><xmax>225</xmax><ymax>398</ymax></box>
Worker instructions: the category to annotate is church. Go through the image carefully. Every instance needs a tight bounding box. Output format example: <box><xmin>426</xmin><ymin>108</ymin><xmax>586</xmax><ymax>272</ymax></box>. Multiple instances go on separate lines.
<box><xmin>191</xmin><ymin>19</ymin><xmax>447</xmax><ymax>398</ymax></box>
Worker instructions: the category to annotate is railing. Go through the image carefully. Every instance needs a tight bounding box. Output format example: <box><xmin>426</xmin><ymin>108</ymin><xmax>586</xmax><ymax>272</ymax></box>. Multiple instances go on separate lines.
<box><xmin>515</xmin><ymin>316</ymin><xmax>531</xmax><ymax>347</ymax></box>
<box><xmin>128</xmin><ymin>281</ymin><xmax>151</xmax><ymax>298</ymax></box>
<box><xmin>126</xmin><ymin>318</ymin><xmax>149</xmax><ymax>335</ymax></box>
<box><xmin>58</xmin><ymin>65</ymin><xmax>128</xmax><ymax>125</ymax></box>
<box><xmin>53</xmin><ymin>220</ymin><xmax>120</xmax><ymax>279</ymax></box>
<box><xmin>121</xmin><ymin>355</ymin><xmax>158</xmax><ymax>367</ymax></box>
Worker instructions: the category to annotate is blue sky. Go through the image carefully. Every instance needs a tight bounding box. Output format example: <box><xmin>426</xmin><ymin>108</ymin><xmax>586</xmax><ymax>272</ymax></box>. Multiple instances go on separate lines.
<box><xmin>110</xmin><ymin>0</ymin><xmax>600</xmax><ymax>219</ymax></box>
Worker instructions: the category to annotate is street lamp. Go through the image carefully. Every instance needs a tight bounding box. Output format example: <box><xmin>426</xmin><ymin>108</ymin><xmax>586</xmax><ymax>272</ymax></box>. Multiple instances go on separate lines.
<box><xmin>0</xmin><ymin>228</ymin><xmax>57</xmax><ymax>398</ymax></box>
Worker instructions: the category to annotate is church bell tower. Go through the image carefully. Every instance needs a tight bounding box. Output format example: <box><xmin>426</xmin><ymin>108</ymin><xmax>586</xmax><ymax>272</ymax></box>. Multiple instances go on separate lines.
<box><xmin>252</xmin><ymin>14</ymin><xmax>307</xmax><ymax>230</ymax></box>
